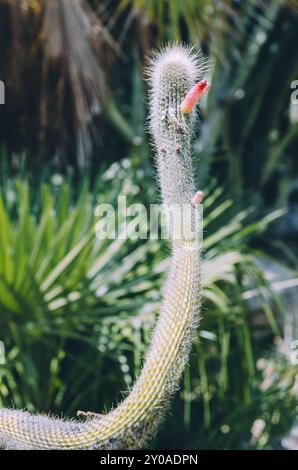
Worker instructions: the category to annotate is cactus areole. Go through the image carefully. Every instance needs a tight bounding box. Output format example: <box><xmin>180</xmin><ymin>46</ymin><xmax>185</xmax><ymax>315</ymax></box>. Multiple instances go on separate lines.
<box><xmin>0</xmin><ymin>45</ymin><xmax>209</xmax><ymax>450</ymax></box>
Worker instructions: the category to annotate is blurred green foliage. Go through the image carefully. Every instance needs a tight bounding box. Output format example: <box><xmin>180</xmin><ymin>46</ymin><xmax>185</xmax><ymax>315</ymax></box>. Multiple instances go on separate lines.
<box><xmin>0</xmin><ymin>155</ymin><xmax>297</xmax><ymax>448</ymax></box>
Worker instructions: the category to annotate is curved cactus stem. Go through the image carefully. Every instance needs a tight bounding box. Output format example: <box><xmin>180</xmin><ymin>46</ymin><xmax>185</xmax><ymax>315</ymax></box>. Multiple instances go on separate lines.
<box><xmin>0</xmin><ymin>44</ymin><xmax>208</xmax><ymax>450</ymax></box>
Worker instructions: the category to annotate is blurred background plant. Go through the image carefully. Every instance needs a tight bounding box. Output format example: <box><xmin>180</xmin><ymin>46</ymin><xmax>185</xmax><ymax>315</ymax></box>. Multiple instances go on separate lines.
<box><xmin>0</xmin><ymin>0</ymin><xmax>298</xmax><ymax>450</ymax></box>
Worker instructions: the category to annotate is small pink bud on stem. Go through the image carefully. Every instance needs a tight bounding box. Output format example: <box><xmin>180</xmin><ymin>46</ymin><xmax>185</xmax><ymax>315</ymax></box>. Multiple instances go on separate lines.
<box><xmin>181</xmin><ymin>79</ymin><xmax>210</xmax><ymax>114</ymax></box>
<box><xmin>192</xmin><ymin>191</ymin><xmax>204</xmax><ymax>205</ymax></box>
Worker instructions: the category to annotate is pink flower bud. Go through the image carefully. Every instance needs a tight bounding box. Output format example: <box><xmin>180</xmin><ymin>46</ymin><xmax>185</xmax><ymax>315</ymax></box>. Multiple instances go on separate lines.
<box><xmin>192</xmin><ymin>191</ymin><xmax>204</xmax><ymax>205</ymax></box>
<box><xmin>181</xmin><ymin>79</ymin><xmax>210</xmax><ymax>114</ymax></box>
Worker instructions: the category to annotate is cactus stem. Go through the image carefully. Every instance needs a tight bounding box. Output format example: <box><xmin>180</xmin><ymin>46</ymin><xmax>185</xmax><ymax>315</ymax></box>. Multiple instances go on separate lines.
<box><xmin>0</xmin><ymin>44</ymin><xmax>208</xmax><ymax>450</ymax></box>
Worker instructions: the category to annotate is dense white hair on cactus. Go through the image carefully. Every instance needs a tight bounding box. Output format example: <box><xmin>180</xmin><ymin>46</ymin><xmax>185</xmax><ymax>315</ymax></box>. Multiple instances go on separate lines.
<box><xmin>0</xmin><ymin>44</ymin><xmax>204</xmax><ymax>450</ymax></box>
<box><xmin>146</xmin><ymin>43</ymin><xmax>210</xmax><ymax>142</ymax></box>
<box><xmin>146</xmin><ymin>43</ymin><xmax>209</xmax><ymax>93</ymax></box>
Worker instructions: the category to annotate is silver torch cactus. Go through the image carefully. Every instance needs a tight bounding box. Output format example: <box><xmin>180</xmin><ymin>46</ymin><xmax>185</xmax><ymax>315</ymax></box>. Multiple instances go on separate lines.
<box><xmin>0</xmin><ymin>44</ymin><xmax>209</xmax><ymax>450</ymax></box>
